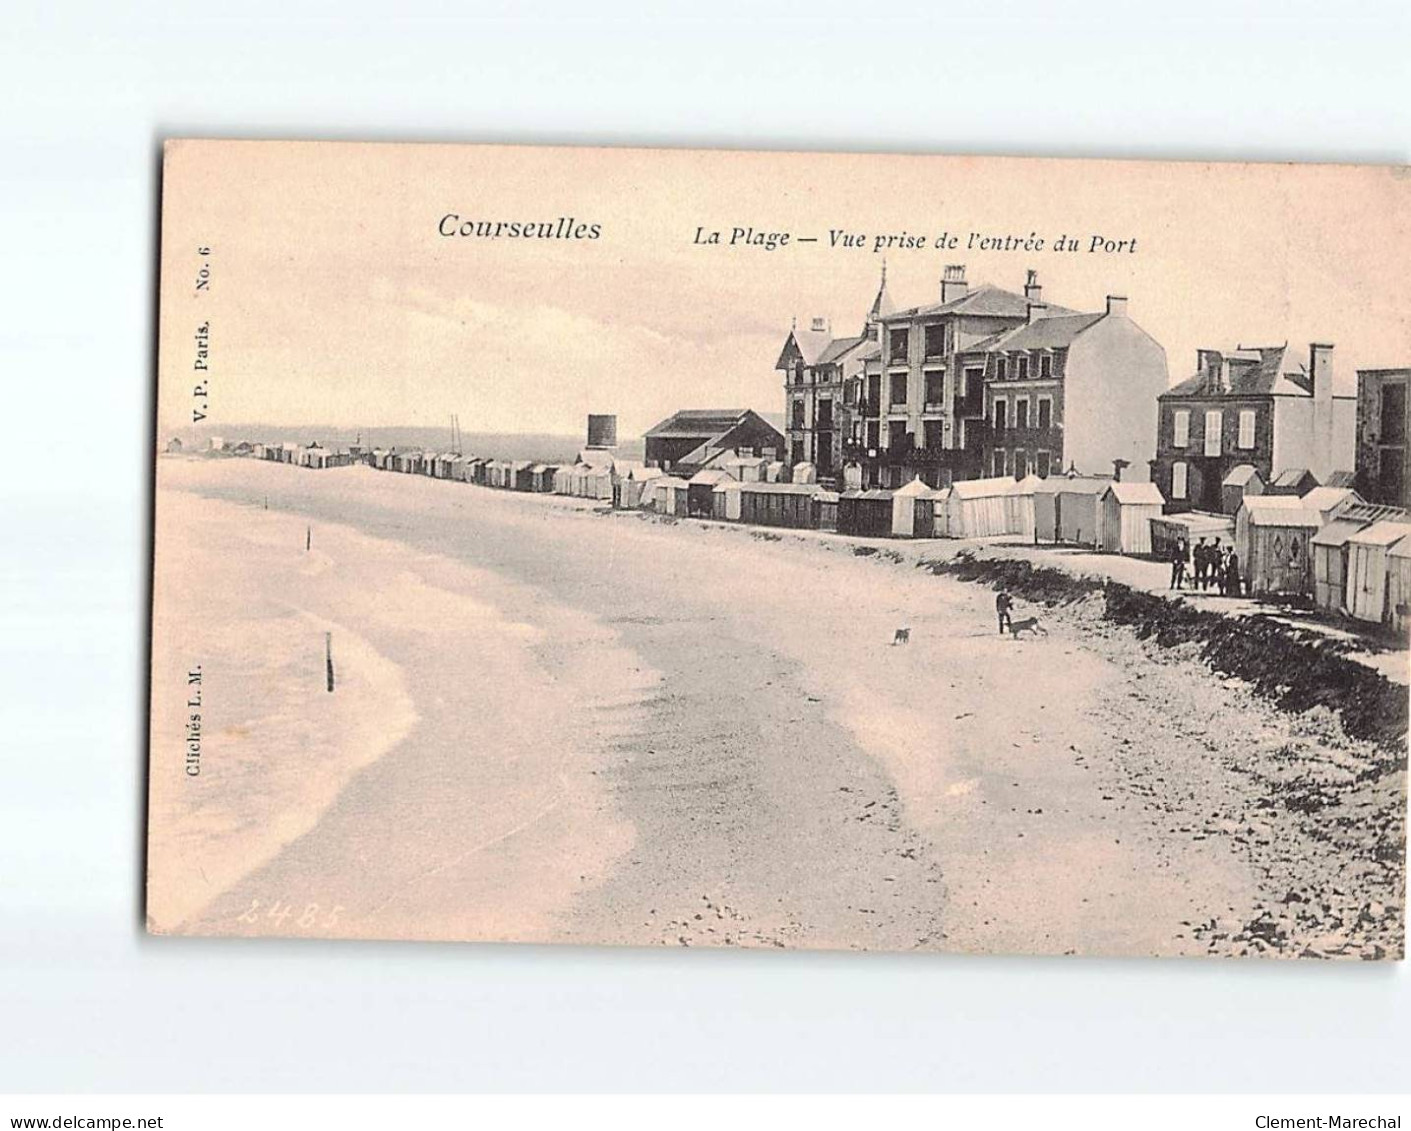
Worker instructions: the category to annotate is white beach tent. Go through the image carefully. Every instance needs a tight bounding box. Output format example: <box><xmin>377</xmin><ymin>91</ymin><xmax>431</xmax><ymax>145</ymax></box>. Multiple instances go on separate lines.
<box><xmin>944</xmin><ymin>476</ymin><xmax>1013</xmax><ymax>538</ymax></box>
<box><xmin>764</xmin><ymin>461</ymin><xmax>786</xmax><ymax>483</ymax></box>
<box><xmin>891</xmin><ymin>476</ymin><xmax>937</xmax><ymax>538</ymax></box>
<box><xmin>1097</xmin><ymin>481</ymin><xmax>1165</xmax><ymax>556</ymax></box>
<box><xmin>792</xmin><ymin>462</ymin><xmax>817</xmax><ymax>485</ymax></box>
<box><xmin>1006</xmin><ymin>474</ymin><xmax>1042</xmax><ymax>541</ymax></box>
<box><xmin>1345</xmin><ymin>520</ymin><xmax>1411</xmax><ymax>624</ymax></box>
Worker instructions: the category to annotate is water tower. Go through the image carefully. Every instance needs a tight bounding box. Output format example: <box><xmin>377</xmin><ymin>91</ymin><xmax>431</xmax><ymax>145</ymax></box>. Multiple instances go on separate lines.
<box><xmin>586</xmin><ymin>414</ymin><xmax>618</xmax><ymax>450</ymax></box>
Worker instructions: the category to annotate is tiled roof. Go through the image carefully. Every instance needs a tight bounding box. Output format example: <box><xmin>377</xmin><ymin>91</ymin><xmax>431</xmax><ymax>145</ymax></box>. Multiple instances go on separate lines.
<box><xmin>1165</xmin><ymin>345</ymin><xmax>1317</xmax><ymax>399</ymax></box>
<box><xmin>974</xmin><ymin>312</ymin><xmax>1105</xmax><ymax>353</ymax></box>
<box><xmin>884</xmin><ymin>283</ymin><xmax>1075</xmax><ymax>322</ymax></box>
<box><xmin>817</xmin><ymin>335</ymin><xmax>865</xmax><ymax>365</ymax></box>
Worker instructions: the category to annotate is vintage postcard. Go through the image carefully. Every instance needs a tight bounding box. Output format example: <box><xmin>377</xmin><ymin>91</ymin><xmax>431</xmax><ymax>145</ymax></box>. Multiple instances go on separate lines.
<box><xmin>149</xmin><ymin>140</ymin><xmax>1408</xmax><ymax>958</ymax></box>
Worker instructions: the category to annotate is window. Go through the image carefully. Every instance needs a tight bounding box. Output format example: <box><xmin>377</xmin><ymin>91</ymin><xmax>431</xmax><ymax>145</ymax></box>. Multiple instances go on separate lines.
<box><xmin>865</xmin><ymin>374</ymin><xmax>881</xmax><ymax>414</ymax></box>
<box><xmin>889</xmin><ymin>327</ymin><xmax>909</xmax><ymax>363</ymax></box>
<box><xmin>924</xmin><ymin>324</ymin><xmax>946</xmax><ymax>358</ymax></box>
<box><xmin>1015</xmin><ymin>398</ymin><xmax>1030</xmax><ymax>430</ymax></box>
<box><xmin>844</xmin><ymin>379</ymin><xmax>858</xmax><ymax>407</ymax></box>
<box><xmin>993</xmin><ymin>450</ymin><xmax>1007</xmax><ymax>477</ymax></box>
<box><xmin>890</xmin><ymin>372</ymin><xmax>908</xmax><ymax>407</ymax></box>
<box><xmin>1238</xmin><ymin>409</ymin><xmax>1256</xmax><ymax>449</ymax></box>
<box><xmin>995</xmin><ymin>357</ymin><xmax>1007</xmax><ymax>381</ymax></box>
<box><xmin>888</xmin><ymin>421</ymin><xmax>908</xmax><ymax>450</ymax></box>
<box><xmin>866</xmin><ymin>420</ymin><xmax>880</xmax><ymax>449</ymax></box>
<box><xmin>818</xmin><ymin>398</ymin><xmax>833</xmax><ymax>431</ymax></box>
<box><xmin>1016</xmin><ymin>356</ymin><xmax>1029</xmax><ymax>381</ymax></box>
<box><xmin>956</xmin><ymin>418</ymin><xmax>967</xmax><ymax>449</ymax></box>
<box><xmin>1172</xmin><ymin>409</ymin><xmax>1190</xmax><ymax>448</ymax></box>
<box><xmin>1172</xmin><ymin>460</ymin><xmax>1188</xmax><ymax>499</ymax></box>
<box><xmin>794</xmin><ymin>363</ymin><xmax>804</xmax><ymax>386</ymax></box>
<box><xmin>1039</xmin><ymin>353</ymin><xmax>1053</xmax><ymax>379</ymax></box>
<box><xmin>1036</xmin><ymin>450</ymin><xmax>1051</xmax><ymax>477</ymax></box>
<box><xmin>993</xmin><ymin>398</ymin><xmax>1007</xmax><ymax>431</ymax></box>
<box><xmin>964</xmin><ymin>367</ymin><xmax>982</xmax><ymax>397</ymax></box>
<box><xmin>791</xmin><ymin>399</ymin><xmax>805</xmax><ymax>430</ymax></box>
<box><xmin>1014</xmin><ymin>450</ymin><xmax>1029</xmax><ymax>478</ymax></box>
<box><xmin>924</xmin><ymin>369</ymin><xmax>945</xmax><ymax>405</ymax></box>
<box><xmin>1037</xmin><ymin>397</ymin><xmax>1052</xmax><ymax>430</ymax></box>
<box><xmin>1204</xmin><ymin>409</ymin><xmax>1223</xmax><ymax>457</ymax></box>
<box><xmin>923</xmin><ymin>420</ymin><xmax>943</xmax><ymax>450</ymax></box>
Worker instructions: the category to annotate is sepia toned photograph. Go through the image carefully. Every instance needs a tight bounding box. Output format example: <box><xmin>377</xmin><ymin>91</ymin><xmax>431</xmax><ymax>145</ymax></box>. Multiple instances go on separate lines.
<box><xmin>149</xmin><ymin>139</ymin><xmax>1408</xmax><ymax>959</ymax></box>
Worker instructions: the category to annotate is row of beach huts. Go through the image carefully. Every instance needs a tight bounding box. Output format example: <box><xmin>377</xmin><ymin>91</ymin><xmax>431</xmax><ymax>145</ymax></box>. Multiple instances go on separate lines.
<box><xmin>232</xmin><ymin>441</ymin><xmax>1411</xmax><ymax>635</ymax></box>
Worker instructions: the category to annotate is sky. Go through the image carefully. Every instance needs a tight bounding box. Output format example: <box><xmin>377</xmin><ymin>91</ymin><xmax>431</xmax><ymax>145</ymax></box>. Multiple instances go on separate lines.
<box><xmin>157</xmin><ymin>141</ymin><xmax>1411</xmax><ymax>440</ymax></box>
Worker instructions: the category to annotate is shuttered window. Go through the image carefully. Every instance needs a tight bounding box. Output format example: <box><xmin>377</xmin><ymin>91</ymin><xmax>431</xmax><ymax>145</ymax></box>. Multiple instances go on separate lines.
<box><xmin>1204</xmin><ymin>410</ymin><xmax>1223</xmax><ymax>457</ymax></box>
<box><xmin>1172</xmin><ymin>409</ymin><xmax>1190</xmax><ymax>448</ymax></box>
<box><xmin>1238</xmin><ymin>409</ymin><xmax>1256</xmax><ymax>449</ymax></box>
<box><xmin>1172</xmin><ymin>461</ymin><xmax>1188</xmax><ymax>499</ymax></box>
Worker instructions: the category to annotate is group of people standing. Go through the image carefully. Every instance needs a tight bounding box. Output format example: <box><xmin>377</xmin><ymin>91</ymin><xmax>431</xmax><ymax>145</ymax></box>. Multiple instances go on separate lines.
<box><xmin>1169</xmin><ymin>535</ymin><xmax>1242</xmax><ymax>596</ymax></box>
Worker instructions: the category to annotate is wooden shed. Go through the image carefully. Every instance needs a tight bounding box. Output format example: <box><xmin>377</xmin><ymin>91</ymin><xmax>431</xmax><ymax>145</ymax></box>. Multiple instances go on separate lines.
<box><xmin>712</xmin><ymin>479</ymin><xmax>743</xmax><ymax>521</ymax></box>
<box><xmin>722</xmin><ymin>456</ymin><xmax>769</xmax><ymax>483</ymax></box>
<box><xmin>1055</xmin><ymin>477</ymin><xmax>1111</xmax><ymax>546</ymax></box>
<box><xmin>891</xmin><ymin>477</ymin><xmax>937</xmax><ymax>538</ymax></box>
<box><xmin>1006</xmin><ymin>474</ymin><xmax>1041</xmax><ymax>541</ymax></box>
<box><xmin>943</xmin><ymin>477</ymin><xmax>1013</xmax><ymax>538</ymax></box>
<box><xmin>838</xmin><ymin>489</ymin><xmax>894</xmax><ymax>538</ymax></box>
<box><xmin>1097</xmin><ymin>481</ymin><xmax>1166</xmax><ymax>555</ymax></box>
<box><xmin>814</xmin><ymin>489</ymin><xmax>840</xmax><ymax>532</ymax></box>
<box><xmin>1220</xmin><ymin>464</ymin><xmax>1265</xmax><ymax>515</ymax></box>
<box><xmin>617</xmin><ymin>465</ymin><xmax>662</xmax><ymax>508</ymax></box>
<box><xmin>1346</xmin><ymin>520</ymin><xmax>1411</xmax><ymax>624</ymax></box>
<box><xmin>688</xmin><ymin>469</ymin><xmax>731</xmax><ymax>517</ymax></box>
<box><xmin>1300</xmin><ymin>486</ymin><xmax>1361</xmax><ymax>525</ymax></box>
<box><xmin>1235</xmin><ymin>497</ymin><xmax>1321</xmax><ymax>595</ymax></box>
<box><xmin>931</xmin><ymin>486</ymin><xmax>954</xmax><ymax>538</ymax></box>
<box><xmin>1311</xmin><ymin>517</ymin><xmax>1369</xmax><ymax>613</ymax></box>
<box><xmin>528</xmin><ymin>464</ymin><xmax>557</xmax><ymax>492</ymax></box>
<box><xmin>739</xmin><ymin>482</ymin><xmax>819</xmax><ymax>529</ymax></box>
<box><xmin>1269</xmin><ymin>468</ymin><xmax>1320</xmax><ymax>497</ymax></box>
<box><xmin>1386</xmin><ymin>538</ymin><xmax>1411</xmax><ymax>635</ymax></box>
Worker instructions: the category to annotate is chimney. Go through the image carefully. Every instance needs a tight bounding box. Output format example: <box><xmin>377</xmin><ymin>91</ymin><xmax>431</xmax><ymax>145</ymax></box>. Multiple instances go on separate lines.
<box><xmin>941</xmin><ymin>264</ymin><xmax>968</xmax><ymax>304</ymax></box>
<box><xmin>1024</xmin><ymin>269</ymin><xmax>1042</xmax><ymax>302</ymax></box>
<box><xmin>1105</xmin><ymin>295</ymin><xmax>1128</xmax><ymax>318</ymax></box>
<box><xmin>1310</xmin><ymin>342</ymin><xmax>1335</xmax><ymax>478</ymax></box>
<box><xmin>810</xmin><ymin>316</ymin><xmax>829</xmax><ymax>334</ymax></box>
<box><xmin>1027</xmin><ymin>302</ymin><xmax>1048</xmax><ymax>325</ymax></box>
<box><xmin>1197</xmin><ymin>349</ymin><xmax>1225</xmax><ymax>394</ymax></box>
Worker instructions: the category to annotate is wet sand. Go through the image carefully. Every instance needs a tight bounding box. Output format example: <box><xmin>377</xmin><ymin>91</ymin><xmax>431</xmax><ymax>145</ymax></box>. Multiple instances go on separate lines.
<box><xmin>148</xmin><ymin>458</ymin><xmax>1404</xmax><ymax>957</ymax></box>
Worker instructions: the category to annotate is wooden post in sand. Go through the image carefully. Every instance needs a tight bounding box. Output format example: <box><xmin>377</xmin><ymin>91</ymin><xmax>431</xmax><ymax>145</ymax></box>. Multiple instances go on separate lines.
<box><xmin>325</xmin><ymin>632</ymin><xmax>335</xmax><ymax>693</ymax></box>
<box><xmin>306</xmin><ymin>525</ymin><xmax>311</xmax><ymax>552</ymax></box>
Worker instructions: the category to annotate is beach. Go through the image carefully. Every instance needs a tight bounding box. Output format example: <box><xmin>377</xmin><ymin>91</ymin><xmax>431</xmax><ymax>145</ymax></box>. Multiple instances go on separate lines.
<box><xmin>148</xmin><ymin>458</ymin><xmax>1406</xmax><ymax>957</ymax></box>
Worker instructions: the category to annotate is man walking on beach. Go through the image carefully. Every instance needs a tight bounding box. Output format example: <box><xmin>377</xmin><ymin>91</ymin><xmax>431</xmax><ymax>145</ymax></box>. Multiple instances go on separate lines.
<box><xmin>996</xmin><ymin>589</ymin><xmax>1014</xmax><ymax>635</ymax></box>
<box><xmin>1170</xmin><ymin>536</ymin><xmax>1188</xmax><ymax>590</ymax></box>
<box><xmin>1193</xmin><ymin>537</ymin><xmax>1208</xmax><ymax>590</ymax></box>
<box><xmin>1207</xmin><ymin>538</ymin><xmax>1223</xmax><ymax>591</ymax></box>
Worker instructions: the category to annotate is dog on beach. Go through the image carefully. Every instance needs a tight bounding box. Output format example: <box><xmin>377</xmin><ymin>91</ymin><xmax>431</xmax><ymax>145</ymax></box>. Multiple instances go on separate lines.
<box><xmin>891</xmin><ymin>627</ymin><xmax>911</xmax><ymax>646</ymax></box>
<box><xmin>1007</xmin><ymin>616</ymin><xmax>1048</xmax><ymax>639</ymax></box>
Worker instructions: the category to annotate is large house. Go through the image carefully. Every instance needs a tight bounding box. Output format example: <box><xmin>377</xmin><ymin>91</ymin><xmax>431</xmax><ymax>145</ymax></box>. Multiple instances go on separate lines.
<box><xmin>643</xmin><ymin>409</ymin><xmax>784</xmax><ymax>476</ymax></box>
<box><xmin>1355</xmin><ymin>367</ymin><xmax>1411</xmax><ymax>507</ymax></box>
<box><xmin>1151</xmin><ymin>343</ymin><xmax>1355</xmax><ymax>514</ymax></box>
<box><xmin>962</xmin><ymin>294</ymin><xmax>1167</xmax><ymax>482</ymax></box>
<box><xmin>775</xmin><ymin>269</ymin><xmax>890</xmax><ymax>479</ymax></box>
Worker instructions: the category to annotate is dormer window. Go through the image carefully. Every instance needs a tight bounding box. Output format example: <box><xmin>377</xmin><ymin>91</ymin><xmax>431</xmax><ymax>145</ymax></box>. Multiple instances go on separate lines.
<box><xmin>995</xmin><ymin>357</ymin><xmax>1007</xmax><ymax>381</ymax></box>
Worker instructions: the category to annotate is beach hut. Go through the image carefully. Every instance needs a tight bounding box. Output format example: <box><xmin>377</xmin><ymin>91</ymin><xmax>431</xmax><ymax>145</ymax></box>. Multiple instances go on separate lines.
<box><xmin>1300</xmin><ymin>486</ymin><xmax>1361</xmax><ymax>525</ymax></box>
<box><xmin>814</xmin><ymin>489</ymin><xmax>840</xmax><ymax>532</ymax></box>
<box><xmin>712</xmin><ymin>479</ymin><xmax>744</xmax><ymax>521</ymax></box>
<box><xmin>687</xmin><ymin>469</ymin><xmax>731</xmax><ymax>517</ymax></box>
<box><xmin>739</xmin><ymin>482</ymin><xmax>819</xmax><ymax>529</ymax></box>
<box><xmin>792</xmin><ymin>462</ymin><xmax>817</xmax><ymax>485</ymax></box>
<box><xmin>1345</xmin><ymin>520</ymin><xmax>1411</xmax><ymax>624</ymax></box>
<box><xmin>1221</xmin><ymin>464</ymin><xmax>1265</xmax><ymax>514</ymax></box>
<box><xmin>837</xmin><ymin>489</ymin><xmax>894</xmax><ymax>538</ymax></box>
<box><xmin>1097</xmin><ymin>481</ymin><xmax>1165</xmax><ymax>556</ymax></box>
<box><xmin>891</xmin><ymin>477</ymin><xmax>937</xmax><ymax>538</ymax></box>
<box><xmin>931</xmin><ymin>486</ymin><xmax>954</xmax><ymax>538</ymax></box>
<box><xmin>653</xmin><ymin>476</ymin><xmax>690</xmax><ymax>516</ymax></box>
<box><xmin>1311</xmin><ymin>516</ymin><xmax>1370</xmax><ymax>613</ymax></box>
<box><xmin>527</xmin><ymin>464</ymin><xmax>555</xmax><ymax>492</ymax></box>
<box><xmin>1235</xmin><ymin>497</ymin><xmax>1321</xmax><ymax>595</ymax></box>
<box><xmin>1032</xmin><ymin>478</ymin><xmax>1060</xmax><ymax>541</ymax></box>
<box><xmin>764</xmin><ymin>460</ymin><xmax>786</xmax><ymax>483</ymax></box>
<box><xmin>508</xmin><ymin>460</ymin><xmax>534</xmax><ymax>491</ymax></box>
<box><xmin>1149</xmin><ymin>511</ymin><xmax>1235</xmax><ymax>563</ymax></box>
<box><xmin>944</xmin><ymin>477</ymin><xmax>1013</xmax><ymax>539</ymax></box>
<box><xmin>1006</xmin><ymin>474</ymin><xmax>1041</xmax><ymax>541</ymax></box>
<box><xmin>1387</xmin><ymin>539</ymin><xmax>1411</xmax><ymax>635</ymax></box>
<box><xmin>1269</xmin><ymin>468</ymin><xmax>1320</xmax><ymax>497</ymax></box>
<box><xmin>722</xmin><ymin>456</ymin><xmax>769</xmax><ymax>483</ymax></box>
<box><xmin>1055</xmin><ymin>477</ymin><xmax>1111</xmax><ymax>546</ymax></box>
<box><xmin>620</xmin><ymin>465</ymin><xmax>662</xmax><ymax>508</ymax></box>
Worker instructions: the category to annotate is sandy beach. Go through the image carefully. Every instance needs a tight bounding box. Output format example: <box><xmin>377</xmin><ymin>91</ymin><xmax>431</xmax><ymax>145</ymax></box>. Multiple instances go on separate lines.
<box><xmin>148</xmin><ymin>458</ymin><xmax>1406</xmax><ymax>958</ymax></box>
